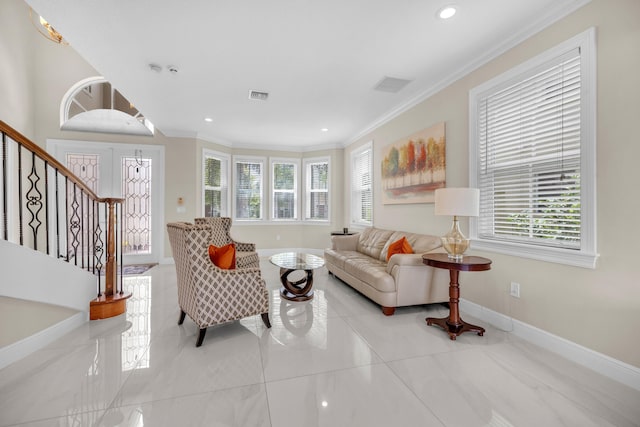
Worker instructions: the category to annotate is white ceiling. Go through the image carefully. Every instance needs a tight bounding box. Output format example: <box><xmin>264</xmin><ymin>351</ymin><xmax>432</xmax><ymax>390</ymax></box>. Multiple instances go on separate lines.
<box><xmin>27</xmin><ymin>0</ymin><xmax>589</xmax><ymax>150</ymax></box>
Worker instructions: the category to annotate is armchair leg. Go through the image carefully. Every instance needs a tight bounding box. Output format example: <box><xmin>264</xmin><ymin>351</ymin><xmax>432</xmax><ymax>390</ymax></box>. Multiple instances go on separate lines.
<box><xmin>261</xmin><ymin>312</ymin><xmax>272</xmax><ymax>328</ymax></box>
<box><xmin>196</xmin><ymin>328</ymin><xmax>207</xmax><ymax>347</ymax></box>
<box><xmin>178</xmin><ymin>310</ymin><xmax>186</xmax><ymax>325</ymax></box>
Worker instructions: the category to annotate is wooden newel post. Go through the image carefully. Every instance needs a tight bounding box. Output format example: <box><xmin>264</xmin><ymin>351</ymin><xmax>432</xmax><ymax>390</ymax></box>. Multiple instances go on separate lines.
<box><xmin>105</xmin><ymin>199</ymin><xmax>117</xmax><ymax>296</ymax></box>
<box><xmin>90</xmin><ymin>197</ymin><xmax>130</xmax><ymax>320</ymax></box>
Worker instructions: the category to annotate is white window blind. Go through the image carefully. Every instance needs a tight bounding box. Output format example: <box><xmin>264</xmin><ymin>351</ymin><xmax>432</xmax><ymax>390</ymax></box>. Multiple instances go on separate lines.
<box><xmin>305</xmin><ymin>159</ymin><xmax>329</xmax><ymax>221</ymax></box>
<box><xmin>272</xmin><ymin>160</ymin><xmax>298</xmax><ymax>220</ymax></box>
<box><xmin>477</xmin><ymin>48</ymin><xmax>581</xmax><ymax>249</ymax></box>
<box><xmin>203</xmin><ymin>151</ymin><xmax>228</xmax><ymax>217</ymax></box>
<box><xmin>470</xmin><ymin>28</ymin><xmax>597</xmax><ymax>268</ymax></box>
<box><xmin>351</xmin><ymin>144</ymin><xmax>373</xmax><ymax>225</ymax></box>
<box><xmin>234</xmin><ymin>159</ymin><xmax>263</xmax><ymax>220</ymax></box>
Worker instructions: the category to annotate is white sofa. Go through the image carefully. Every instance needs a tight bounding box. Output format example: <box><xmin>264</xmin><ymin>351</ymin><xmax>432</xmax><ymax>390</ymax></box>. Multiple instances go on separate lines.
<box><xmin>324</xmin><ymin>227</ymin><xmax>450</xmax><ymax>315</ymax></box>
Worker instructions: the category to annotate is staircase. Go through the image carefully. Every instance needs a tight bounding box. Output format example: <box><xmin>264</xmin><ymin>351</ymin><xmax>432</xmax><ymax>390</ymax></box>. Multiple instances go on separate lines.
<box><xmin>0</xmin><ymin>120</ymin><xmax>129</xmax><ymax>368</ymax></box>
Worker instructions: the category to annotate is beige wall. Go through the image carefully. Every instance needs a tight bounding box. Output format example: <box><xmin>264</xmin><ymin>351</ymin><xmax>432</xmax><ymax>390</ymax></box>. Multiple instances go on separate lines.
<box><xmin>345</xmin><ymin>0</ymin><xmax>640</xmax><ymax>368</ymax></box>
<box><xmin>0</xmin><ymin>0</ymin><xmax>36</xmax><ymax>139</ymax></box>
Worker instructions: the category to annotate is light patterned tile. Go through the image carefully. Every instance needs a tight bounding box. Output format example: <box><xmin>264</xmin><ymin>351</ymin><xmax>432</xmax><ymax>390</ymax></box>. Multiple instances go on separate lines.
<box><xmin>267</xmin><ymin>364</ymin><xmax>444</xmax><ymax>427</ymax></box>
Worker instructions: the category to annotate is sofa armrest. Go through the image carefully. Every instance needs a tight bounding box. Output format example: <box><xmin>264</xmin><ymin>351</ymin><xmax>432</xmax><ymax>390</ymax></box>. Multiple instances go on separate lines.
<box><xmin>385</xmin><ymin>253</ymin><xmax>426</xmax><ymax>273</ymax></box>
<box><xmin>331</xmin><ymin>233</ymin><xmax>359</xmax><ymax>251</ymax></box>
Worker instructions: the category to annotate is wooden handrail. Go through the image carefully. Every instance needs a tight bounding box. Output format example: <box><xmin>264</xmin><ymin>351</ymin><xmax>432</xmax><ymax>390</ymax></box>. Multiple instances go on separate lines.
<box><xmin>0</xmin><ymin>120</ymin><xmax>103</xmax><ymax>201</ymax></box>
<box><xmin>1</xmin><ymin>120</ymin><xmax>129</xmax><ymax>318</ymax></box>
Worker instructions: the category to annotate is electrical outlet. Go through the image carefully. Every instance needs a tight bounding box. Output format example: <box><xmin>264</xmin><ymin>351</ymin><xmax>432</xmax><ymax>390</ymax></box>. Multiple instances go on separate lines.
<box><xmin>276</xmin><ymin>234</ymin><xmax>281</xmax><ymax>241</ymax></box>
<box><xmin>510</xmin><ymin>282</ymin><xmax>521</xmax><ymax>298</ymax></box>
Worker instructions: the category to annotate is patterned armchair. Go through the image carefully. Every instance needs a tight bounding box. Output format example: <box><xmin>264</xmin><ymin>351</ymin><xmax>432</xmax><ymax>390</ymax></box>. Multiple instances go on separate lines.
<box><xmin>194</xmin><ymin>217</ymin><xmax>259</xmax><ymax>269</ymax></box>
<box><xmin>167</xmin><ymin>222</ymin><xmax>271</xmax><ymax>347</ymax></box>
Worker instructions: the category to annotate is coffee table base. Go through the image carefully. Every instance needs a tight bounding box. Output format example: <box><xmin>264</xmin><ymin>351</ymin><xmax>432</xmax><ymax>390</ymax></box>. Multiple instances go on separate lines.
<box><xmin>279</xmin><ymin>268</ymin><xmax>314</xmax><ymax>301</ymax></box>
<box><xmin>425</xmin><ymin>316</ymin><xmax>485</xmax><ymax>340</ymax></box>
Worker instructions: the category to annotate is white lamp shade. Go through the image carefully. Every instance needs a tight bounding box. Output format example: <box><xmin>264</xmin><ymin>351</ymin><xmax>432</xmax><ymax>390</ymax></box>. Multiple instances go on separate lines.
<box><xmin>434</xmin><ymin>187</ymin><xmax>479</xmax><ymax>217</ymax></box>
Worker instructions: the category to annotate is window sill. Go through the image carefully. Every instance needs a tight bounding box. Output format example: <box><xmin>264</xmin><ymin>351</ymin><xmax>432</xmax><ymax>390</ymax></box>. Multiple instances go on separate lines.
<box><xmin>233</xmin><ymin>220</ymin><xmax>330</xmax><ymax>226</ymax></box>
<box><xmin>471</xmin><ymin>239</ymin><xmax>598</xmax><ymax>269</ymax></box>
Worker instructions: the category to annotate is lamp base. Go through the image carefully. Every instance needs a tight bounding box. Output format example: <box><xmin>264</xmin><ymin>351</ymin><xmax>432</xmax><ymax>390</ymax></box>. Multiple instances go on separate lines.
<box><xmin>441</xmin><ymin>216</ymin><xmax>469</xmax><ymax>261</ymax></box>
<box><xmin>444</xmin><ymin>251</ymin><xmax>466</xmax><ymax>262</ymax></box>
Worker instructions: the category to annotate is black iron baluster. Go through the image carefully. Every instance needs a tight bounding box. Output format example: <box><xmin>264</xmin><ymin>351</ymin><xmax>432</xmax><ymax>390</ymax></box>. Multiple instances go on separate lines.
<box><xmin>80</xmin><ymin>189</ymin><xmax>85</xmax><ymax>269</ymax></box>
<box><xmin>94</xmin><ymin>200</ymin><xmax>104</xmax><ymax>296</ymax></box>
<box><xmin>44</xmin><ymin>160</ymin><xmax>50</xmax><ymax>255</ymax></box>
<box><xmin>64</xmin><ymin>176</ymin><xmax>69</xmax><ymax>262</ymax></box>
<box><xmin>2</xmin><ymin>132</ymin><xmax>7</xmax><ymax>241</ymax></box>
<box><xmin>55</xmin><ymin>171</ymin><xmax>60</xmax><ymax>259</ymax></box>
<box><xmin>69</xmin><ymin>182</ymin><xmax>81</xmax><ymax>265</ymax></box>
<box><xmin>18</xmin><ymin>143</ymin><xmax>23</xmax><ymax>246</ymax></box>
<box><xmin>119</xmin><ymin>202</ymin><xmax>123</xmax><ymax>295</ymax></box>
<box><xmin>26</xmin><ymin>151</ymin><xmax>44</xmax><ymax>251</ymax></box>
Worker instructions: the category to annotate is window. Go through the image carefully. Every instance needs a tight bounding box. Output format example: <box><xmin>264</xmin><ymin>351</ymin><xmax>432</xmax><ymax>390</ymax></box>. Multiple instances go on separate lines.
<box><xmin>271</xmin><ymin>158</ymin><xmax>299</xmax><ymax>220</ymax></box>
<box><xmin>351</xmin><ymin>142</ymin><xmax>373</xmax><ymax>226</ymax></box>
<box><xmin>469</xmin><ymin>28</ymin><xmax>596</xmax><ymax>268</ymax></box>
<box><xmin>304</xmin><ymin>157</ymin><xmax>330</xmax><ymax>221</ymax></box>
<box><xmin>202</xmin><ymin>150</ymin><xmax>229</xmax><ymax>217</ymax></box>
<box><xmin>62</xmin><ymin>77</ymin><xmax>154</xmax><ymax>136</ymax></box>
<box><xmin>233</xmin><ymin>157</ymin><xmax>264</xmax><ymax>220</ymax></box>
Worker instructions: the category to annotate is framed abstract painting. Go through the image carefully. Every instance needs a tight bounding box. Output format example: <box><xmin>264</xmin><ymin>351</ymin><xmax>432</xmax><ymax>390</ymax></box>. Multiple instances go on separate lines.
<box><xmin>381</xmin><ymin>122</ymin><xmax>446</xmax><ymax>204</ymax></box>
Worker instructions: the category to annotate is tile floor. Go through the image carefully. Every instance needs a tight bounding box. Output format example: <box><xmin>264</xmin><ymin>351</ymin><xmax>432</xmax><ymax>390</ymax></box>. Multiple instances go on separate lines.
<box><xmin>1</xmin><ymin>260</ymin><xmax>639</xmax><ymax>426</ymax></box>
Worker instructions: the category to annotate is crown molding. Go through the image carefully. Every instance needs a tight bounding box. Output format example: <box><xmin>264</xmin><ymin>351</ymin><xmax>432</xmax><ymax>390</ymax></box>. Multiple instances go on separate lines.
<box><xmin>344</xmin><ymin>0</ymin><xmax>593</xmax><ymax>148</ymax></box>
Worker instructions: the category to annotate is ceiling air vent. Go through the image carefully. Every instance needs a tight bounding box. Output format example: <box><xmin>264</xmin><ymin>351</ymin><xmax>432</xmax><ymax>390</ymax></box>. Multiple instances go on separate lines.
<box><xmin>248</xmin><ymin>90</ymin><xmax>269</xmax><ymax>101</ymax></box>
<box><xmin>373</xmin><ymin>76</ymin><xmax>412</xmax><ymax>93</ymax></box>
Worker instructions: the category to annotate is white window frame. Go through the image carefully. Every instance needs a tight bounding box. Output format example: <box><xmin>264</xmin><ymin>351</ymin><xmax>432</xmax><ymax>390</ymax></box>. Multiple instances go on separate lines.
<box><xmin>303</xmin><ymin>156</ymin><xmax>330</xmax><ymax>222</ymax></box>
<box><xmin>469</xmin><ymin>28</ymin><xmax>597</xmax><ymax>268</ymax></box>
<box><xmin>233</xmin><ymin>156</ymin><xmax>265</xmax><ymax>222</ymax></box>
<box><xmin>350</xmin><ymin>141</ymin><xmax>373</xmax><ymax>227</ymax></box>
<box><xmin>202</xmin><ymin>149</ymin><xmax>230</xmax><ymax>217</ymax></box>
<box><xmin>270</xmin><ymin>157</ymin><xmax>300</xmax><ymax>221</ymax></box>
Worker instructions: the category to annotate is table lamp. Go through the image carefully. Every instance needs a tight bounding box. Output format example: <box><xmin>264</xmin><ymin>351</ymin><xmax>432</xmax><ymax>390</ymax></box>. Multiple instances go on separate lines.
<box><xmin>434</xmin><ymin>187</ymin><xmax>479</xmax><ymax>260</ymax></box>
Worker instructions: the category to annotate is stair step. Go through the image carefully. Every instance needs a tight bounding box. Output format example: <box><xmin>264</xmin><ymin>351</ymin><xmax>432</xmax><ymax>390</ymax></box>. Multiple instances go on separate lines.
<box><xmin>0</xmin><ymin>297</ymin><xmax>79</xmax><ymax>347</ymax></box>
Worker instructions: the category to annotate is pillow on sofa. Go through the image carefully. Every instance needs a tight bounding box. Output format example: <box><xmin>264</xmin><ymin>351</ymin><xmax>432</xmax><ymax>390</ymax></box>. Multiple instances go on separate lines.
<box><xmin>208</xmin><ymin>243</ymin><xmax>236</xmax><ymax>269</ymax></box>
<box><xmin>387</xmin><ymin>236</ymin><xmax>413</xmax><ymax>261</ymax></box>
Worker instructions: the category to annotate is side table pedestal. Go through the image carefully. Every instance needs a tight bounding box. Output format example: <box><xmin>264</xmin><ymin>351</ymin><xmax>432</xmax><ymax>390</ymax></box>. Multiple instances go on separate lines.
<box><xmin>422</xmin><ymin>253</ymin><xmax>492</xmax><ymax>340</ymax></box>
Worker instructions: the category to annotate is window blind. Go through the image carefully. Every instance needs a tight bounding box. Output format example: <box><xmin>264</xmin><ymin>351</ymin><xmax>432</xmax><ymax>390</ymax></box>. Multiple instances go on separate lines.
<box><xmin>307</xmin><ymin>161</ymin><xmax>328</xmax><ymax>220</ymax></box>
<box><xmin>352</xmin><ymin>147</ymin><xmax>372</xmax><ymax>224</ymax></box>
<box><xmin>204</xmin><ymin>155</ymin><xmax>227</xmax><ymax>217</ymax></box>
<box><xmin>272</xmin><ymin>162</ymin><xmax>296</xmax><ymax>220</ymax></box>
<box><xmin>477</xmin><ymin>48</ymin><xmax>581</xmax><ymax>249</ymax></box>
<box><xmin>235</xmin><ymin>161</ymin><xmax>262</xmax><ymax>219</ymax></box>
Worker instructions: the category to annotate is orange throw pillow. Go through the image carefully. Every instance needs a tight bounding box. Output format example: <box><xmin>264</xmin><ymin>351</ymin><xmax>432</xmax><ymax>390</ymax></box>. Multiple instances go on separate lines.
<box><xmin>208</xmin><ymin>243</ymin><xmax>236</xmax><ymax>269</ymax></box>
<box><xmin>387</xmin><ymin>237</ymin><xmax>414</xmax><ymax>261</ymax></box>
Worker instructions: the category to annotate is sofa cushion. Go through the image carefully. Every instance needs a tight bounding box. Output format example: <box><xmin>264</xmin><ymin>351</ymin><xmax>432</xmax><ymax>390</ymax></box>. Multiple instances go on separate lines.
<box><xmin>343</xmin><ymin>256</ymin><xmax>396</xmax><ymax>293</ymax></box>
<box><xmin>356</xmin><ymin>227</ymin><xmax>394</xmax><ymax>260</ymax></box>
<box><xmin>379</xmin><ymin>231</ymin><xmax>441</xmax><ymax>261</ymax></box>
<box><xmin>386</xmin><ymin>237</ymin><xmax>413</xmax><ymax>261</ymax></box>
<box><xmin>325</xmin><ymin>249</ymin><xmax>367</xmax><ymax>271</ymax></box>
<box><xmin>331</xmin><ymin>233</ymin><xmax>359</xmax><ymax>251</ymax></box>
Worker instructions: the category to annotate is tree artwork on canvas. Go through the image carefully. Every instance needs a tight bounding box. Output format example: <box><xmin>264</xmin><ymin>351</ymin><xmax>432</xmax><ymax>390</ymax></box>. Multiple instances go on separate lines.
<box><xmin>381</xmin><ymin>122</ymin><xmax>446</xmax><ymax>204</ymax></box>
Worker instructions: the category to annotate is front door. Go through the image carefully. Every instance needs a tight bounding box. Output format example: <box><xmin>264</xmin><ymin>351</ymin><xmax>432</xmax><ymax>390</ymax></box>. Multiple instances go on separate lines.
<box><xmin>48</xmin><ymin>139</ymin><xmax>164</xmax><ymax>265</ymax></box>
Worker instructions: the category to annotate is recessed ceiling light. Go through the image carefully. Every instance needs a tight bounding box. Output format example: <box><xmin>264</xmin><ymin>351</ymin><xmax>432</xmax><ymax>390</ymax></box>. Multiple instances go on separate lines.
<box><xmin>204</xmin><ymin>117</ymin><xmax>213</xmax><ymax>122</ymax></box>
<box><xmin>437</xmin><ymin>5</ymin><xmax>457</xmax><ymax>20</ymax></box>
<box><xmin>321</xmin><ymin>128</ymin><xmax>329</xmax><ymax>132</ymax></box>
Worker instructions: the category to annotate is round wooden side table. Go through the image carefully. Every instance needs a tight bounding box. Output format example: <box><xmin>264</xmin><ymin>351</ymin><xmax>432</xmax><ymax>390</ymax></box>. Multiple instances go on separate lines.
<box><xmin>422</xmin><ymin>253</ymin><xmax>492</xmax><ymax>340</ymax></box>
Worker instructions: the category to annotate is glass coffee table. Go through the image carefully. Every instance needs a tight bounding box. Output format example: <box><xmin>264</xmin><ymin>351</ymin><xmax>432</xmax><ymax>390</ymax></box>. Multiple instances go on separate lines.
<box><xmin>269</xmin><ymin>252</ymin><xmax>325</xmax><ymax>301</ymax></box>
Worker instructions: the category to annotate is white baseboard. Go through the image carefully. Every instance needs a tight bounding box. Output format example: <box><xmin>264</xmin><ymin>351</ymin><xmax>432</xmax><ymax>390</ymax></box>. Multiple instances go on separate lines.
<box><xmin>0</xmin><ymin>312</ymin><xmax>88</xmax><ymax>370</ymax></box>
<box><xmin>460</xmin><ymin>299</ymin><xmax>640</xmax><ymax>391</ymax></box>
